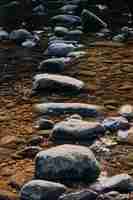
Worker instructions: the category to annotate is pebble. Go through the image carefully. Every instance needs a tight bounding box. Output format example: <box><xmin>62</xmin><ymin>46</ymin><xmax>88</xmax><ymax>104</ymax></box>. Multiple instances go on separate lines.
<box><xmin>119</xmin><ymin>104</ymin><xmax>133</xmax><ymax>120</ymax></box>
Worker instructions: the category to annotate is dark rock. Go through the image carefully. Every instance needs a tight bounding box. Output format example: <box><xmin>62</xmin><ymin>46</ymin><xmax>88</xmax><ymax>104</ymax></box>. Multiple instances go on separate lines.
<box><xmin>9</xmin><ymin>29</ymin><xmax>33</xmax><ymax>43</ymax></box>
<box><xmin>35</xmin><ymin>118</ymin><xmax>54</xmax><ymax>130</ymax></box>
<box><xmin>33</xmin><ymin>74</ymin><xmax>84</xmax><ymax>92</ymax></box>
<box><xmin>54</xmin><ymin>26</ymin><xmax>69</xmax><ymax>37</ymax></box>
<box><xmin>20</xmin><ymin>180</ymin><xmax>66</xmax><ymax>200</ymax></box>
<box><xmin>0</xmin><ymin>30</ymin><xmax>9</xmax><ymax>40</ymax></box>
<box><xmin>64</xmin><ymin>30</ymin><xmax>83</xmax><ymax>41</ymax></box>
<box><xmin>21</xmin><ymin>40</ymin><xmax>37</xmax><ymax>48</ymax></box>
<box><xmin>45</xmin><ymin>43</ymin><xmax>76</xmax><ymax>57</ymax></box>
<box><xmin>59</xmin><ymin>4</ymin><xmax>78</xmax><ymax>14</ymax></box>
<box><xmin>81</xmin><ymin>9</ymin><xmax>107</xmax><ymax>33</ymax></box>
<box><xmin>90</xmin><ymin>174</ymin><xmax>133</xmax><ymax>193</ymax></box>
<box><xmin>27</xmin><ymin>136</ymin><xmax>44</xmax><ymax>146</ymax></box>
<box><xmin>97</xmin><ymin>191</ymin><xmax>128</xmax><ymax>200</ymax></box>
<box><xmin>34</xmin><ymin>103</ymin><xmax>104</xmax><ymax>117</ymax></box>
<box><xmin>17</xmin><ymin>146</ymin><xmax>42</xmax><ymax>159</ymax></box>
<box><xmin>35</xmin><ymin>144</ymin><xmax>100</xmax><ymax>183</ymax></box>
<box><xmin>38</xmin><ymin>57</ymin><xmax>72</xmax><ymax>73</ymax></box>
<box><xmin>59</xmin><ymin>189</ymin><xmax>98</xmax><ymax>200</ymax></box>
<box><xmin>51</xmin><ymin>118</ymin><xmax>105</xmax><ymax>141</ymax></box>
<box><xmin>50</xmin><ymin>14</ymin><xmax>81</xmax><ymax>27</ymax></box>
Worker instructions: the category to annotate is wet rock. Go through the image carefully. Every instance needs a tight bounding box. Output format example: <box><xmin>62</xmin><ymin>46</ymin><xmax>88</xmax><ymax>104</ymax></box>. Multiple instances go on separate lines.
<box><xmin>67</xmin><ymin>51</ymin><xmax>86</xmax><ymax>58</ymax></box>
<box><xmin>54</xmin><ymin>26</ymin><xmax>69</xmax><ymax>37</ymax></box>
<box><xmin>119</xmin><ymin>105</ymin><xmax>133</xmax><ymax>120</ymax></box>
<box><xmin>16</xmin><ymin>146</ymin><xmax>42</xmax><ymax>159</ymax></box>
<box><xmin>35</xmin><ymin>118</ymin><xmax>54</xmax><ymax>130</ymax></box>
<box><xmin>51</xmin><ymin>118</ymin><xmax>105</xmax><ymax>141</ymax></box>
<box><xmin>9</xmin><ymin>29</ymin><xmax>33</xmax><ymax>43</ymax></box>
<box><xmin>59</xmin><ymin>4</ymin><xmax>78</xmax><ymax>14</ymax></box>
<box><xmin>38</xmin><ymin>57</ymin><xmax>72</xmax><ymax>73</ymax></box>
<box><xmin>20</xmin><ymin>180</ymin><xmax>66</xmax><ymax>200</ymax></box>
<box><xmin>35</xmin><ymin>144</ymin><xmax>100</xmax><ymax>183</ymax></box>
<box><xmin>0</xmin><ymin>29</ymin><xmax>9</xmax><ymax>40</ymax></box>
<box><xmin>45</xmin><ymin>43</ymin><xmax>76</xmax><ymax>57</ymax></box>
<box><xmin>34</xmin><ymin>103</ymin><xmax>104</xmax><ymax>117</ymax></box>
<box><xmin>102</xmin><ymin>117</ymin><xmax>129</xmax><ymax>132</ymax></box>
<box><xmin>59</xmin><ymin>189</ymin><xmax>98</xmax><ymax>200</ymax></box>
<box><xmin>21</xmin><ymin>40</ymin><xmax>37</xmax><ymax>48</ymax></box>
<box><xmin>50</xmin><ymin>14</ymin><xmax>81</xmax><ymax>28</ymax></box>
<box><xmin>33</xmin><ymin>74</ymin><xmax>84</xmax><ymax>92</ymax></box>
<box><xmin>81</xmin><ymin>9</ymin><xmax>107</xmax><ymax>33</ymax></box>
<box><xmin>64</xmin><ymin>30</ymin><xmax>83</xmax><ymax>41</ymax></box>
<box><xmin>90</xmin><ymin>174</ymin><xmax>133</xmax><ymax>193</ymax></box>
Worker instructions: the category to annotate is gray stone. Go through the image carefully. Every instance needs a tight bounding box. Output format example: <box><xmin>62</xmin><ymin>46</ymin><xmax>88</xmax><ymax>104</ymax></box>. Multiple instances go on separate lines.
<box><xmin>20</xmin><ymin>180</ymin><xmax>66</xmax><ymax>200</ymax></box>
<box><xmin>119</xmin><ymin>105</ymin><xmax>133</xmax><ymax>120</ymax></box>
<box><xmin>51</xmin><ymin>119</ymin><xmax>105</xmax><ymax>141</ymax></box>
<box><xmin>33</xmin><ymin>74</ymin><xmax>84</xmax><ymax>92</ymax></box>
<box><xmin>90</xmin><ymin>174</ymin><xmax>133</xmax><ymax>193</ymax></box>
<box><xmin>67</xmin><ymin>51</ymin><xmax>86</xmax><ymax>58</ymax></box>
<box><xmin>64</xmin><ymin>30</ymin><xmax>83</xmax><ymax>41</ymax></box>
<box><xmin>59</xmin><ymin>189</ymin><xmax>98</xmax><ymax>200</ymax></box>
<box><xmin>10</xmin><ymin>29</ymin><xmax>33</xmax><ymax>43</ymax></box>
<box><xmin>35</xmin><ymin>144</ymin><xmax>100</xmax><ymax>183</ymax></box>
<box><xmin>38</xmin><ymin>57</ymin><xmax>72</xmax><ymax>73</ymax></box>
<box><xmin>54</xmin><ymin>26</ymin><xmax>69</xmax><ymax>37</ymax></box>
<box><xmin>0</xmin><ymin>30</ymin><xmax>9</xmax><ymax>40</ymax></box>
<box><xmin>34</xmin><ymin>103</ymin><xmax>104</xmax><ymax>117</ymax></box>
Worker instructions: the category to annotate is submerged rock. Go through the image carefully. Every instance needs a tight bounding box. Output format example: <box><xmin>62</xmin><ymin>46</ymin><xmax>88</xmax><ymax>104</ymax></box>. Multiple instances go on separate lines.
<box><xmin>33</xmin><ymin>74</ymin><xmax>84</xmax><ymax>92</ymax></box>
<box><xmin>35</xmin><ymin>144</ymin><xmax>100</xmax><ymax>183</ymax></box>
<box><xmin>34</xmin><ymin>103</ymin><xmax>104</xmax><ymax>117</ymax></box>
<box><xmin>20</xmin><ymin>180</ymin><xmax>66</xmax><ymax>200</ymax></box>
<box><xmin>51</xmin><ymin>118</ymin><xmax>105</xmax><ymax>141</ymax></box>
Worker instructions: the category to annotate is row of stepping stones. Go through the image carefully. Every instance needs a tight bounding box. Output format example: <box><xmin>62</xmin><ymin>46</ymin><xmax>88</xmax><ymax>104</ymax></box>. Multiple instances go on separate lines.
<box><xmin>20</xmin><ymin>1</ymin><xmax>133</xmax><ymax>200</ymax></box>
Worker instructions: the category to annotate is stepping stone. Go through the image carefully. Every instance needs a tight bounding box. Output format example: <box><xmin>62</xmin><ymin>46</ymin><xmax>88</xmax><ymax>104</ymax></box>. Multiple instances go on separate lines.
<box><xmin>33</xmin><ymin>74</ymin><xmax>84</xmax><ymax>92</ymax></box>
<box><xmin>51</xmin><ymin>118</ymin><xmax>105</xmax><ymax>141</ymax></box>
<box><xmin>20</xmin><ymin>180</ymin><xmax>66</xmax><ymax>200</ymax></box>
<box><xmin>34</xmin><ymin>103</ymin><xmax>104</xmax><ymax>117</ymax></box>
<box><xmin>35</xmin><ymin>144</ymin><xmax>100</xmax><ymax>183</ymax></box>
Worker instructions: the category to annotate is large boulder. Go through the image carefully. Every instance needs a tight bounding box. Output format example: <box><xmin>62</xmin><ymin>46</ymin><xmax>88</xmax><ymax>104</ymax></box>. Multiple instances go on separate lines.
<box><xmin>34</xmin><ymin>103</ymin><xmax>104</xmax><ymax>117</ymax></box>
<box><xmin>33</xmin><ymin>74</ymin><xmax>84</xmax><ymax>93</ymax></box>
<box><xmin>51</xmin><ymin>118</ymin><xmax>105</xmax><ymax>141</ymax></box>
<box><xmin>20</xmin><ymin>180</ymin><xmax>66</xmax><ymax>200</ymax></box>
<box><xmin>35</xmin><ymin>144</ymin><xmax>100</xmax><ymax>183</ymax></box>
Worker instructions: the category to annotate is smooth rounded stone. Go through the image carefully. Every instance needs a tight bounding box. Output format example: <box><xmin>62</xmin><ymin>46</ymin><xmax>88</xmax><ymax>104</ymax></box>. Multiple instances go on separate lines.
<box><xmin>38</xmin><ymin>57</ymin><xmax>72</xmax><ymax>73</ymax></box>
<box><xmin>51</xmin><ymin>119</ymin><xmax>105</xmax><ymax>141</ymax></box>
<box><xmin>117</xmin><ymin>127</ymin><xmax>133</xmax><ymax>144</ymax></box>
<box><xmin>59</xmin><ymin>4</ymin><xmax>78</xmax><ymax>14</ymax></box>
<box><xmin>59</xmin><ymin>189</ymin><xmax>98</xmax><ymax>200</ymax></box>
<box><xmin>102</xmin><ymin>117</ymin><xmax>129</xmax><ymax>132</ymax></box>
<box><xmin>54</xmin><ymin>26</ymin><xmax>69</xmax><ymax>37</ymax></box>
<box><xmin>48</xmin><ymin>38</ymin><xmax>78</xmax><ymax>46</ymax></box>
<box><xmin>112</xmin><ymin>34</ymin><xmax>127</xmax><ymax>43</ymax></box>
<box><xmin>33</xmin><ymin>74</ymin><xmax>84</xmax><ymax>92</ymax></box>
<box><xmin>64</xmin><ymin>30</ymin><xmax>83</xmax><ymax>41</ymax></box>
<box><xmin>119</xmin><ymin>105</ymin><xmax>133</xmax><ymax>120</ymax></box>
<box><xmin>21</xmin><ymin>40</ymin><xmax>37</xmax><ymax>48</ymax></box>
<box><xmin>44</xmin><ymin>43</ymin><xmax>76</xmax><ymax>57</ymax></box>
<box><xmin>20</xmin><ymin>180</ymin><xmax>66</xmax><ymax>200</ymax></box>
<box><xmin>67</xmin><ymin>51</ymin><xmax>86</xmax><ymax>58</ymax></box>
<box><xmin>9</xmin><ymin>29</ymin><xmax>33</xmax><ymax>43</ymax></box>
<box><xmin>95</xmin><ymin>28</ymin><xmax>111</xmax><ymax>39</ymax></box>
<box><xmin>0</xmin><ymin>30</ymin><xmax>9</xmax><ymax>40</ymax></box>
<box><xmin>35</xmin><ymin>144</ymin><xmax>100</xmax><ymax>182</ymax></box>
<box><xmin>50</xmin><ymin>15</ymin><xmax>81</xmax><ymax>27</ymax></box>
<box><xmin>34</xmin><ymin>103</ymin><xmax>104</xmax><ymax>117</ymax></box>
<box><xmin>90</xmin><ymin>174</ymin><xmax>133</xmax><ymax>193</ymax></box>
<box><xmin>81</xmin><ymin>9</ymin><xmax>107</xmax><ymax>33</ymax></box>
<box><xmin>68</xmin><ymin>114</ymin><xmax>82</xmax><ymax>120</ymax></box>
<box><xmin>35</xmin><ymin>118</ymin><xmax>54</xmax><ymax>130</ymax></box>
